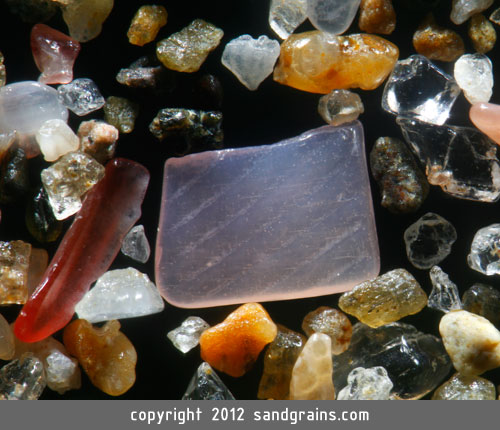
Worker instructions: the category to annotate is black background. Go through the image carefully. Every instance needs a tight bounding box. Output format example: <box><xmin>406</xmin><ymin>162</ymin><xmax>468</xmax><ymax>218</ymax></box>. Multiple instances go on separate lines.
<box><xmin>0</xmin><ymin>0</ymin><xmax>499</xmax><ymax>399</ymax></box>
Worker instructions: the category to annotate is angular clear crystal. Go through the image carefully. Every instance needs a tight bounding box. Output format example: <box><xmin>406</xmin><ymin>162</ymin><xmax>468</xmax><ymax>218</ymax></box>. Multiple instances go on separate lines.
<box><xmin>454</xmin><ymin>54</ymin><xmax>493</xmax><ymax>104</ymax></box>
<box><xmin>41</xmin><ymin>151</ymin><xmax>105</xmax><ymax>220</ymax></box>
<box><xmin>182</xmin><ymin>362</ymin><xmax>235</xmax><ymax>400</ymax></box>
<box><xmin>221</xmin><ymin>35</ymin><xmax>281</xmax><ymax>91</ymax></box>
<box><xmin>332</xmin><ymin>322</ymin><xmax>451</xmax><ymax>400</ymax></box>
<box><xmin>468</xmin><ymin>224</ymin><xmax>500</xmax><ymax>275</ymax></box>
<box><xmin>307</xmin><ymin>0</ymin><xmax>361</xmax><ymax>35</ymax></box>
<box><xmin>269</xmin><ymin>0</ymin><xmax>308</xmax><ymax>39</ymax></box>
<box><xmin>404</xmin><ymin>213</ymin><xmax>457</xmax><ymax>269</ymax></box>
<box><xmin>382</xmin><ymin>55</ymin><xmax>460</xmax><ymax>125</ymax></box>
<box><xmin>167</xmin><ymin>316</ymin><xmax>210</xmax><ymax>354</ymax></box>
<box><xmin>428</xmin><ymin>266</ymin><xmax>462</xmax><ymax>312</ymax></box>
<box><xmin>121</xmin><ymin>225</ymin><xmax>150</xmax><ymax>263</ymax></box>
<box><xmin>0</xmin><ymin>353</ymin><xmax>46</xmax><ymax>400</ymax></box>
<box><xmin>75</xmin><ymin>268</ymin><xmax>165</xmax><ymax>323</ymax></box>
<box><xmin>337</xmin><ymin>366</ymin><xmax>393</xmax><ymax>400</ymax></box>
<box><xmin>397</xmin><ymin>116</ymin><xmax>500</xmax><ymax>202</ymax></box>
<box><xmin>57</xmin><ymin>78</ymin><xmax>105</xmax><ymax>116</ymax></box>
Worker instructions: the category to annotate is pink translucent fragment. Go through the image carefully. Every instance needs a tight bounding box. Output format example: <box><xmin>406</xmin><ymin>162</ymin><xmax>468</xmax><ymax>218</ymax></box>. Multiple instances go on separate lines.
<box><xmin>31</xmin><ymin>24</ymin><xmax>81</xmax><ymax>85</ymax></box>
<box><xmin>156</xmin><ymin>121</ymin><xmax>380</xmax><ymax>308</ymax></box>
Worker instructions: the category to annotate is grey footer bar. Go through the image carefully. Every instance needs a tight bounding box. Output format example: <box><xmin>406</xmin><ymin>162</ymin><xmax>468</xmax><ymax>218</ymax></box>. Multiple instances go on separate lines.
<box><xmin>1</xmin><ymin>400</ymin><xmax>497</xmax><ymax>430</ymax></box>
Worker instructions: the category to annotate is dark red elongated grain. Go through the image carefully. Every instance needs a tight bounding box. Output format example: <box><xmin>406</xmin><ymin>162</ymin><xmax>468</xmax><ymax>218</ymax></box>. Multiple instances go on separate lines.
<box><xmin>14</xmin><ymin>158</ymin><xmax>150</xmax><ymax>342</ymax></box>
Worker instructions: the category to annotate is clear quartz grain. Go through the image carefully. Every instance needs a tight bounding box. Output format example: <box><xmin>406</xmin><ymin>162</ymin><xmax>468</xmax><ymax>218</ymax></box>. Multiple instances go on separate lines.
<box><xmin>221</xmin><ymin>35</ymin><xmax>280</xmax><ymax>91</ymax></box>
<box><xmin>269</xmin><ymin>0</ymin><xmax>308</xmax><ymax>39</ymax></box>
<box><xmin>382</xmin><ymin>55</ymin><xmax>460</xmax><ymax>125</ymax></box>
<box><xmin>57</xmin><ymin>78</ymin><xmax>105</xmax><ymax>116</ymax></box>
<box><xmin>397</xmin><ymin>117</ymin><xmax>500</xmax><ymax>202</ymax></box>
<box><xmin>454</xmin><ymin>54</ymin><xmax>493</xmax><ymax>104</ymax></box>
<box><xmin>318</xmin><ymin>90</ymin><xmax>364</xmax><ymax>125</ymax></box>
<box><xmin>182</xmin><ymin>362</ymin><xmax>235</xmax><ymax>400</ymax></box>
<box><xmin>121</xmin><ymin>225</ymin><xmax>150</xmax><ymax>263</ymax></box>
<box><xmin>404</xmin><ymin>213</ymin><xmax>457</xmax><ymax>269</ymax></box>
<box><xmin>468</xmin><ymin>224</ymin><xmax>500</xmax><ymax>275</ymax></box>
<box><xmin>41</xmin><ymin>151</ymin><xmax>105</xmax><ymax>220</ymax></box>
<box><xmin>428</xmin><ymin>266</ymin><xmax>462</xmax><ymax>312</ymax></box>
<box><xmin>333</xmin><ymin>322</ymin><xmax>451</xmax><ymax>400</ymax></box>
<box><xmin>337</xmin><ymin>366</ymin><xmax>393</xmax><ymax>400</ymax></box>
<box><xmin>0</xmin><ymin>353</ymin><xmax>46</xmax><ymax>400</ymax></box>
<box><xmin>168</xmin><ymin>316</ymin><xmax>210</xmax><ymax>354</ymax></box>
